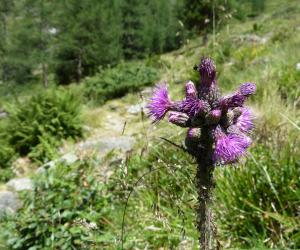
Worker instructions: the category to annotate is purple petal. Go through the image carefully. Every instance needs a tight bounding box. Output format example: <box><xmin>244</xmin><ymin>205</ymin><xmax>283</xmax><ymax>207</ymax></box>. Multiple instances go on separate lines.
<box><xmin>213</xmin><ymin>127</ymin><xmax>251</xmax><ymax>164</ymax></box>
<box><xmin>235</xmin><ymin>108</ymin><xmax>254</xmax><ymax>133</ymax></box>
<box><xmin>146</xmin><ymin>84</ymin><xmax>172</xmax><ymax>123</ymax></box>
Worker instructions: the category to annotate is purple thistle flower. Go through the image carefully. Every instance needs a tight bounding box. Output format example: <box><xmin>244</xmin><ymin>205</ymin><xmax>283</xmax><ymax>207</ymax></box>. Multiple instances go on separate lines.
<box><xmin>213</xmin><ymin>126</ymin><xmax>251</xmax><ymax>164</ymax></box>
<box><xmin>235</xmin><ymin>108</ymin><xmax>254</xmax><ymax>133</ymax></box>
<box><xmin>239</xmin><ymin>82</ymin><xmax>256</xmax><ymax>96</ymax></box>
<box><xmin>185</xmin><ymin>80</ymin><xmax>197</xmax><ymax>98</ymax></box>
<box><xmin>146</xmin><ymin>57</ymin><xmax>255</xmax><ymax>166</ymax></box>
<box><xmin>179</xmin><ymin>98</ymin><xmax>209</xmax><ymax>117</ymax></box>
<box><xmin>146</xmin><ymin>84</ymin><xmax>172</xmax><ymax>123</ymax></box>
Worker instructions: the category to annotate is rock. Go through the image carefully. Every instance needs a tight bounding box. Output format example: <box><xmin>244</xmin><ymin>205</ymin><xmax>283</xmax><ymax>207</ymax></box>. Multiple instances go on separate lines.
<box><xmin>61</xmin><ymin>153</ymin><xmax>78</xmax><ymax>164</ymax></box>
<box><xmin>37</xmin><ymin>152</ymin><xmax>77</xmax><ymax>173</ymax></box>
<box><xmin>127</xmin><ymin>103</ymin><xmax>145</xmax><ymax>115</ymax></box>
<box><xmin>0</xmin><ymin>111</ymin><xmax>7</xmax><ymax>119</ymax></box>
<box><xmin>78</xmin><ymin>136</ymin><xmax>135</xmax><ymax>156</ymax></box>
<box><xmin>141</xmin><ymin>87</ymin><xmax>153</xmax><ymax>97</ymax></box>
<box><xmin>0</xmin><ymin>191</ymin><xmax>20</xmax><ymax>216</ymax></box>
<box><xmin>234</xmin><ymin>34</ymin><xmax>269</xmax><ymax>45</ymax></box>
<box><xmin>6</xmin><ymin>178</ymin><xmax>33</xmax><ymax>192</ymax></box>
<box><xmin>37</xmin><ymin>160</ymin><xmax>56</xmax><ymax>173</ymax></box>
<box><xmin>296</xmin><ymin>63</ymin><xmax>300</xmax><ymax>71</ymax></box>
<box><xmin>11</xmin><ymin>157</ymin><xmax>32</xmax><ymax>176</ymax></box>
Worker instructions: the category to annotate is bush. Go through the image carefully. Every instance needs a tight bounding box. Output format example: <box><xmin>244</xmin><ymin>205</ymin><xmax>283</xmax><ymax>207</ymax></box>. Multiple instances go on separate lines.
<box><xmin>0</xmin><ymin>120</ymin><xmax>16</xmax><ymax>182</ymax></box>
<box><xmin>0</xmin><ymin>142</ymin><xmax>15</xmax><ymax>182</ymax></box>
<box><xmin>7</xmin><ymin>89</ymin><xmax>83</xmax><ymax>162</ymax></box>
<box><xmin>84</xmin><ymin>61</ymin><xmax>159</xmax><ymax>104</ymax></box>
<box><xmin>4</xmin><ymin>161</ymin><xmax>113</xmax><ymax>250</ymax></box>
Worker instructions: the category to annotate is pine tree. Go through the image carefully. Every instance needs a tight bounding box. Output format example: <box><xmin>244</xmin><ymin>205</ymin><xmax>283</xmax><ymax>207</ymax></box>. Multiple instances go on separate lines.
<box><xmin>0</xmin><ymin>0</ymin><xmax>14</xmax><ymax>83</ymax></box>
<box><xmin>53</xmin><ymin>0</ymin><xmax>123</xmax><ymax>84</ymax></box>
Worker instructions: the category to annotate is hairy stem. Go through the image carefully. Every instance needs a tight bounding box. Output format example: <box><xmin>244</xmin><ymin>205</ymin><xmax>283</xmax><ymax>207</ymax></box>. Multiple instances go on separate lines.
<box><xmin>187</xmin><ymin>127</ymin><xmax>216</xmax><ymax>249</ymax></box>
<box><xmin>196</xmin><ymin>162</ymin><xmax>215</xmax><ymax>249</ymax></box>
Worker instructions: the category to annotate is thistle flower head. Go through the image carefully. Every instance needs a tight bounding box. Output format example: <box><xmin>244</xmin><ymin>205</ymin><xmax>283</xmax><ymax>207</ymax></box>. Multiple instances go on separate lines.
<box><xmin>179</xmin><ymin>98</ymin><xmax>209</xmax><ymax>117</ymax></box>
<box><xmin>146</xmin><ymin>84</ymin><xmax>172</xmax><ymax>123</ymax></box>
<box><xmin>212</xmin><ymin>126</ymin><xmax>251</xmax><ymax>164</ymax></box>
<box><xmin>168</xmin><ymin>111</ymin><xmax>190</xmax><ymax>127</ymax></box>
<box><xmin>147</xmin><ymin>57</ymin><xmax>256</xmax><ymax>166</ymax></box>
<box><xmin>239</xmin><ymin>82</ymin><xmax>256</xmax><ymax>96</ymax></box>
<box><xmin>206</xmin><ymin>109</ymin><xmax>222</xmax><ymax>125</ymax></box>
<box><xmin>185</xmin><ymin>80</ymin><xmax>197</xmax><ymax>98</ymax></box>
<box><xmin>197</xmin><ymin>57</ymin><xmax>216</xmax><ymax>86</ymax></box>
<box><xmin>235</xmin><ymin>108</ymin><xmax>254</xmax><ymax>133</ymax></box>
<box><xmin>219</xmin><ymin>93</ymin><xmax>246</xmax><ymax>110</ymax></box>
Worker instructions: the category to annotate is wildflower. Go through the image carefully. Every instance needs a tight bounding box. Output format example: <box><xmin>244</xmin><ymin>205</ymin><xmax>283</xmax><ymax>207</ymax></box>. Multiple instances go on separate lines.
<box><xmin>212</xmin><ymin>126</ymin><xmax>251</xmax><ymax>164</ymax></box>
<box><xmin>235</xmin><ymin>107</ymin><xmax>254</xmax><ymax>133</ymax></box>
<box><xmin>147</xmin><ymin>57</ymin><xmax>256</xmax><ymax>165</ymax></box>
<box><xmin>147</xmin><ymin>57</ymin><xmax>256</xmax><ymax>249</ymax></box>
<box><xmin>146</xmin><ymin>84</ymin><xmax>172</xmax><ymax>123</ymax></box>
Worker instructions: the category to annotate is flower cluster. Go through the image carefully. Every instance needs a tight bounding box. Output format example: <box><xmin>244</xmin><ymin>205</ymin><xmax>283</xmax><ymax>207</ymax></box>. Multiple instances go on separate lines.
<box><xmin>147</xmin><ymin>58</ymin><xmax>256</xmax><ymax>165</ymax></box>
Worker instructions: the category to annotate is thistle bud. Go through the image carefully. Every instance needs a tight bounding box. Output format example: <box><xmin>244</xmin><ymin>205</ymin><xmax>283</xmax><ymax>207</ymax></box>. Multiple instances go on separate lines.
<box><xmin>239</xmin><ymin>82</ymin><xmax>256</xmax><ymax>96</ymax></box>
<box><xmin>206</xmin><ymin>109</ymin><xmax>222</xmax><ymax>125</ymax></box>
<box><xmin>224</xmin><ymin>109</ymin><xmax>235</xmax><ymax>127</ymax></box>
<box><xmin>168</xmin><ymin>111</ymin><xmax>190</xmax><ymax>127</ymax></box>
<box><xmin>198</xmin><ymin>58</ymin><xmax>216</xmax><ymax>86</ymax></box>
<box><xmin>187</xmin><ymin>128</ymin><xmax>201</xmax><ymax>141</ymax></box>
<box><xmin>185</xmin><ymin>80</ymin><xmax>197</xmax><ymax>98</ymax></box>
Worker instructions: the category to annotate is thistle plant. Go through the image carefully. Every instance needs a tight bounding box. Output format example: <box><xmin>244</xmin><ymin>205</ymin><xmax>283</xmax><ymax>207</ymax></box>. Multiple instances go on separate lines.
<box><xmin>147</xmin><ymin>58</ymin><xmax>256</xmax><ymax>249</ymax></box>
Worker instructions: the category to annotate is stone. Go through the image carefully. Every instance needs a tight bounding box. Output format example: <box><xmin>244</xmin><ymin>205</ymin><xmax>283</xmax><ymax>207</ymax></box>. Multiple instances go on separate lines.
<box><xmin>0</xmin><ymin>111</ymin><xmax>7</xmax><ymax>119</ymax></box>
<box><xmin>61</xmin><ymin>153</ymin><xmax>78</xmax><ymax>164</ymax></box>
<box><xmin>79</xmin><ymin>136</ymin><xmax>135</xmax><ymax>154</ymax></box>
<box><xmin>0</xmin><ymin>191</ymin><xmax>20</xmax><ymax>215</ymax></box>
<box><xmin>127</xmin><ymin>103</ymin><xmax>145</xmax><ymax>115</ymax></box>
<box><xmin>6</xmin><ymin>178</ymin><xmax>33</xmax><ymax>192</ymax></box>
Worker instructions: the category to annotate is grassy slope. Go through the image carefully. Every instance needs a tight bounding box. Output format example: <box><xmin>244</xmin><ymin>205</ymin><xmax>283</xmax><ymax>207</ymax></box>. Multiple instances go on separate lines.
<box><xmin>89</xmin><ymin>0</ymin><xmax>299</xmax><ymax>249</ymax></box>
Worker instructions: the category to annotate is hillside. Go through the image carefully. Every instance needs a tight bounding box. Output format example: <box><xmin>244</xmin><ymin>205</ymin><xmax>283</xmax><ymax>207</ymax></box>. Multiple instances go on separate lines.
<box><xmin>0</xmin><ymin>0</ymin><xmax>299</xmax><ymax>249</ymax></box>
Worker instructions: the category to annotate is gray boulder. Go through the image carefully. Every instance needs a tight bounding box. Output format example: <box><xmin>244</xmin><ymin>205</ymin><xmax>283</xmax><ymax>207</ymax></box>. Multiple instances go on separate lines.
<box><xmin>6</xmin><ymin>178</ymin><xmax>33</xmax><ymax>192</ymax></box>
<box><xmin>0</xmin><ymin>191</ymin><xmax>20</xmax><ymax>216</ymax></box>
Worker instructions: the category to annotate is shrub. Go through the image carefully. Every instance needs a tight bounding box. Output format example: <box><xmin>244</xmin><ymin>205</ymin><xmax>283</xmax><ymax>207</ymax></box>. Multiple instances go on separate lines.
<box><xmin>84</xmin><ymin>61</ymin><xmax>159</xmax><ymax>104</ymax></box>
<box><xmin>0</xmin><ymin>142</ymin><xmax>16</xmax><ymax>182</ymax></box>
<box><xmin>7</xmin><ymin>89</ymin><xmax>83</xmax><ymax>162</ymax></box>
<box><xmin>0</xmin><ymin>120</ymin><xmax>16</xmax><ymax>182</ymax></box>
<box><xmin>4</xmin><ymin>161</ymin><xmax>113</xmax><ymax>250</ymax></box>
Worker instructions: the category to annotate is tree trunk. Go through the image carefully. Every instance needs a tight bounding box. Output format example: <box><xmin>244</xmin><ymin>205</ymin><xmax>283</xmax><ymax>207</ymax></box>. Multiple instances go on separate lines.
<box><xmin>42</xmin><ymin>63</ymin><xmax>48</xmax><ymax>88</ymax></box>
<box><xmin>77</xmin><ymin>50</ymin><xmax>82</xmax><ymax>83</ymax></box>
<box><xmin>1</xmin><ymin>11</ymin><xmax>8</xmax><ymax>82</ymax></box>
